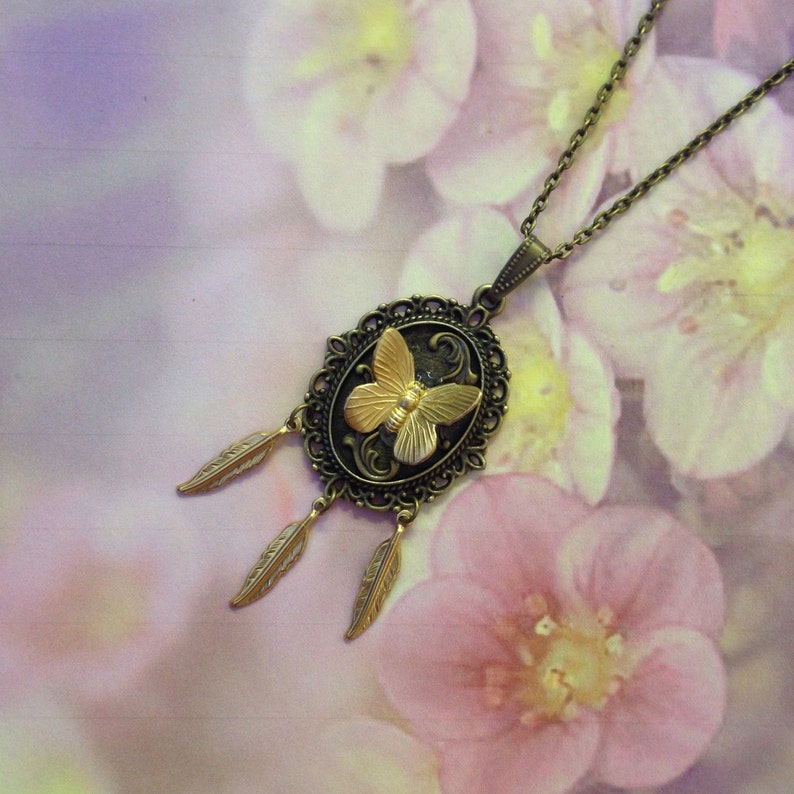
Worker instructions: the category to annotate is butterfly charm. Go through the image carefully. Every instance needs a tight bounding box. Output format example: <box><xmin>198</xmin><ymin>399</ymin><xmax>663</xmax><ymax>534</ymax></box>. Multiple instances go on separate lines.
<box><xmin>344</xmin><ymin>327</ymin><xmax>482</xmax><ymax>466</ymax></box>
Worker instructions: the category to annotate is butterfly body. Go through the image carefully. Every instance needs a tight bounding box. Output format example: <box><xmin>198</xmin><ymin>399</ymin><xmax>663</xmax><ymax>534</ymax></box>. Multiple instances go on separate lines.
<box><xmin>383</xmin><ymin>382</ymin><xmax>426</xmax><ymax>434</ymax></box>
<box><xmin>344</xmin><ymin>328</ymin><xmax>482</xmax><ymax>466</ymax></box>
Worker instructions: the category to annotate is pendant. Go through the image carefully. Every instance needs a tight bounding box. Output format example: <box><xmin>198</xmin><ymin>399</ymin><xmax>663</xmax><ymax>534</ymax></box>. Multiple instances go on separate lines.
<box><xmin>178</xmin><ymin>238</ymin><xmax>549</xmax><ymax>638</ymax></box>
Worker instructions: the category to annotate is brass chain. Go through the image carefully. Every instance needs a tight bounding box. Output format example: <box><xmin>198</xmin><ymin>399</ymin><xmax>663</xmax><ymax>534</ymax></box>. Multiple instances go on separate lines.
<box><xmin>520</xmin><ymin>0</ymin><xmax>669</xmax><ymax>239</ymax></box>
<box><xmin>540</xmin><ymin>55</ymin><xmax>794</xmax><ymax>263</ymax></box>
<box><xmin>485</xmin><ymin>0</ymin><xmax>794</xmax><ymax>306</ymax></box>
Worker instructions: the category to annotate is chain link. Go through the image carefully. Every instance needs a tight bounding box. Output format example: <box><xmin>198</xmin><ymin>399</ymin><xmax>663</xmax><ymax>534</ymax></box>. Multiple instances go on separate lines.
<box><xmin>514</xmin><ymin>0</ymin><xmax>794</xmax><ymax>270</ymax></box>
<box><xmin>520</xmin><ymin>0</ymin><xmax>669</xmax><ymax>238</ymax></box>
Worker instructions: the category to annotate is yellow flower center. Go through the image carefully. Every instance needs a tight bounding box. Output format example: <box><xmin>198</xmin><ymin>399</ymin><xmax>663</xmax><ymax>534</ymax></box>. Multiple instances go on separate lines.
<box><xmin>657</xmin><ymin>193</ymin><xmax>794</xmax><ymax>355</ymax></box>
<box><xmin>485</xmin><ymin>595</ymin><xmax>626</xmax><ymax>723</ymax></box>
<box><xmin>506</xmin><ymin>335</ymin><xmax>574</xmax><ymax>467</ymax></box>
<box><xmin>295</xmin><ymin>0</ymin><xmax>414</xmax><ymax>90</ymax></box>
<box><xmin>531</xmin><ymin>14</ymin><xmax>628</xmax><ymax>136</ymax></box>
<box><xmin>353</xmin><ymin>1</ymin><xmax>414</xmax><ymax>69</ymax></box>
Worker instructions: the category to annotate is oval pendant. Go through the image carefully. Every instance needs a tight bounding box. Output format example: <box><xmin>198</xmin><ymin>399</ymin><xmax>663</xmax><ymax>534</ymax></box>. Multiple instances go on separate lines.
<box><xmin>177</xmin><ymin>288</ymin><xmax>509</xmax><ymax>638</ymax></box>
<box><xmin>303</xmin><ymin>292</ymin><xmax>509</xmax><ymax>511</ymax></box>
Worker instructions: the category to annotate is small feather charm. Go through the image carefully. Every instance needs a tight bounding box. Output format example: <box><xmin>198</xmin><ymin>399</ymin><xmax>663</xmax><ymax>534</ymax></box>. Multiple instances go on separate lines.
<box><xmin>346</xmin><ymin>507</ymin><xmax>416</xmax><ymax>640</ymax></box>
<box><xmin>229</xmin><ymin>492</ymin><xmax>335</xmax><ymax>607</ymax></box>
<box><xmin>177</xmin><ymin>406</ymin><xmax>304</xmax><ymax>495</ymax></box>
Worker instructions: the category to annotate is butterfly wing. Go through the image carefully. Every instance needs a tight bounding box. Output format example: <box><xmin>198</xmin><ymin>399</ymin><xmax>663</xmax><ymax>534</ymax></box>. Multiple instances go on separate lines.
<box><xmin>344</xmin><ymin>382</ymin><xmax>396</xmax><ymax>433</ymax></box>
<box><xmin>393</xmin><ymin>409</ymin><xmax>438</xmax><ymax>466</ymax></box>
<box><xmin>393</xmin><ymin>383</ymin><xmax>482</xmax><ymax>466</ymax></box>
<box><xmin>415</xmin><ymin>383</ymin><xmax>482</xmax><ymax>426</ymax></box>
<box><xmin>344</xmin><ymin>328</ymin><xmax>415</xmax><ymax>433</ymax></box>
<box><xmin>370</xmin><ymin>328</ymin><xmax>414</xmax><ymax>394</ymax></box>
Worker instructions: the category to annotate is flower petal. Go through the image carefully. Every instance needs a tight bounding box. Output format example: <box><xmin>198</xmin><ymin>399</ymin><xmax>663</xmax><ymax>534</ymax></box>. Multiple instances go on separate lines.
<box><xmin>364</xmin><ymin>0</ymin><xmax>476</xmax><ymax>163</ymax></box>
<box><xmin>594</xmin><ymin>627</ymin><xmax>727</xmax><ymax>788</ymax></box>
<box><xmin>425</xmin><ymin>71</ymin><xmax>546</xmax><ymax>204</ymax></box>
<box><xmin>556</xmin><ymin>505</ymin><xmax>725</xmax><ymax>637</ymax></box>
<box><xmin>399</xmin><ymin>207</ymin><xmax>519</xmax><ymax>298</ymax></box>
<box><xmin>558</xmin><ymin>328</ymin><xmax>620</xmax><ymax>504</ymax></box>
<box><xmin>430</xmin><ymin>475</ymin><xmax>590</xmax><ymax>608</ymax></box>
<box><xmin>298</xmin><ymin>83</ymin><xmax>385</xmax><ymax>230</ymax></box>
<box><xmin>439</xmin><ymin>713</ymin><xmax>600</xmax><ymax>794</ymax></box>
<box><xmin>560</xmin><ymin>213</ymin><xmax>682</xmax><ymax>379</ymax></box>
<box><xmin>645</xmin><ymin>326</ymin><xmax>790</xmax><ymax>478</ymax></box>
<box><xmin>763</xmin><ymin>329</ymin><xmax>794</xmax><ymax>409</ymax></box>
<box><xmin>378</xmin><ymin>577</ymin><xmax>516</xmax><ymax>743</ymax></box>
<box><xmin>624</xmin><ymin>56</ymin><xmax>759</xmax><ymax>182</ymax></box>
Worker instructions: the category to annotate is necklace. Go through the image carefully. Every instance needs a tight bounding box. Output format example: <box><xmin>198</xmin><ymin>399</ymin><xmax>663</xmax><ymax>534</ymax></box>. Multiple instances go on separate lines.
<box><xmin>178</xmin><ymin>0</ymin><xmax>794</xmax><ymax>639</ymax></box>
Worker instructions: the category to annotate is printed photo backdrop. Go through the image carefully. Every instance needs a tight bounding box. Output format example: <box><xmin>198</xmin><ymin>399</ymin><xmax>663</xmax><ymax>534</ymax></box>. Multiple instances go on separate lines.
<box><xmin>2</xmin><ymin>1</ymin><xmax>793</xmax><ymax>791</ymax></box>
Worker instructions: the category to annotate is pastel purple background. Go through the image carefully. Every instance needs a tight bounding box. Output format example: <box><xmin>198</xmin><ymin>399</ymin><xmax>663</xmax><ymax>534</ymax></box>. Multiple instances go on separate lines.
<box><xmin>2</xmin><ymin>1</ymin><xmax>793</xmax><ymax>792</ymax></box>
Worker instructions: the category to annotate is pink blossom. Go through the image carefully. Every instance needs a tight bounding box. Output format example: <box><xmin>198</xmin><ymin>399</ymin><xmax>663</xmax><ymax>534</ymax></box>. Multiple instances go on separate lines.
<box><xmin>562</xmin><ymin>56</ymin><xmax>794</xmax><ymax>478</ymax></box>
<box><xmin>244</xmin><ymin>0</ymin><xmax>477</xmax><ymax>231</ymax></box>
<box><xmin>379</xmin><ymin>474</ymin><xmax>726</xmax><ymax>793</ymax></box>
<box><xmin>425</xmin><ymin>0</ymin><xmax>656</xmax><ymax>207</ymax></box>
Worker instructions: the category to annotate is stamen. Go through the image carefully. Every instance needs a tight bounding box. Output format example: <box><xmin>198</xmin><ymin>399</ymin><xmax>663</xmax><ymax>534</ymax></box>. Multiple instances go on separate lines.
<box><xmin>605</xmin><ymin>633</ymin><xmax>624</xmax><ymax>657</ymax></box>
<box><xmin>523</xmin><ymin>593</ymin><xmax>548</xmax><ymax>618</ymax></box>
<box><xmin>519</xmin><ymin>710</ymin><xmax>540</xmax><ymax>727</ymax></box>
<box><xmin>490</xmin><ymin>603</ymin><xmax>630</xmax><ymax>725</ymax></box>
<box><xmin>516</xmin><ymin>639</ymin><xmax>535</xmax><ymax>667</ymax></box>
<box><xmin>596</xmin><ymin>605</ymin><xmax>614</xmax><ymax>626</ymax></box>
<box><xmin>535</xmin><ymin>615</ymin><xmax>557</xmax><ymax>636</ymax></box>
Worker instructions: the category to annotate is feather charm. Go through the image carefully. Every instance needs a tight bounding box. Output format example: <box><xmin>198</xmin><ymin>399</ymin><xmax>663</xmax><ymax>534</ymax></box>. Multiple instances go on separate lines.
<box><xmin>346</xmin><ymin>507</ymin><xmax>417</xmax><ymax>640</ymax></box>
<box><xmin>229</xmin><ymin>493</ymin><xmax>334</xmax><ymax>607</ymax></box>
<box><xmin>177</xmin><ymin>406</ymin><xmax>304</xmax><ymax>495</ymax></box>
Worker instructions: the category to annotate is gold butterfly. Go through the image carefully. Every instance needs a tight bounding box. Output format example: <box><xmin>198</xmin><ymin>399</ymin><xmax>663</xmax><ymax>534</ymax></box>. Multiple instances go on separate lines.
<box><xmin>344</xmin><ymin>328</ymin><xmax>482</xmax><ymax>466</ymax></box>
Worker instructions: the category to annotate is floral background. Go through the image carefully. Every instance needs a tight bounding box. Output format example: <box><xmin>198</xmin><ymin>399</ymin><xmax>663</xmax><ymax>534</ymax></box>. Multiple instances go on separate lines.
<box><xmin>2</xmin><ymin>0</ymin><xmax>793</xmax><ymax>792</ymax></box>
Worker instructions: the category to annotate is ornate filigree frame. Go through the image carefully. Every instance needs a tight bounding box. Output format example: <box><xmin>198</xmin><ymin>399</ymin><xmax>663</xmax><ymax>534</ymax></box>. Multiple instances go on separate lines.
<box><xmin>302</xmin><ymin>294</ymin><xmax>509</xmax><ymax>511</ymax></box>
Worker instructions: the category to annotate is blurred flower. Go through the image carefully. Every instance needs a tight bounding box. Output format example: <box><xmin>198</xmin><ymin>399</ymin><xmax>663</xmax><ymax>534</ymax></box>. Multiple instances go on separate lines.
<box><xmin>562</xmin><ymin>58</ymin><xmax>794</xmax><ymax>478</ymax></box>
<box><xmin>0</xmin><ymin>702</ymin><xmax>114</xmax><ymax>793</ymax></box>
<box><xmin>655</xmin><ymin>530</ymin><xmax>794</xmax><ymax>794</ymax></box>
<box><xmin>304</xmin><ymin>718</ymin><xmax>440</xmax><ymax>793</ymax></box>
<box><xmin>493</xmin><ymin>283</ymin><xmax>619</xmax><ymax>504</ymax></box>
<box><xmin>245</xmin><ymin>0</ymin><xmax>477</xmax><ymax>231</ymax></box>
<box><xmin>713</xmin><ymin>0</ymin><xmax>794</xmax><ymax>79</ymax></box>
<box><xmin>0</xmin><ymin>485</ymin><xmax>201</xmax><ymax>703</ymax></box>
<box><xmin>425</xmin><ymin>0</ymin><xmax>656</xmax><ymax>206</ymax></box>
<box><xmin>379</xmin><ymin>474</ymin><xmax>726</xmax><ymax>794</ymax></box>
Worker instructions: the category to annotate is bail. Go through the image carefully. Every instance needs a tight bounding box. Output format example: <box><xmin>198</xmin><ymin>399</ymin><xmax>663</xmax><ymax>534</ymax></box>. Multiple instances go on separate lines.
<box><xmin>481</xmin><ymin>235</ymin><xmax>552</xmax><ymax>308</ymax></box>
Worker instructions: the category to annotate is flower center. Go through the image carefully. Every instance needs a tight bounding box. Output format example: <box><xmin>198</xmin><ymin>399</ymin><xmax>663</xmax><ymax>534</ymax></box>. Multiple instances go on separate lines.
<box><xmin>505</xmin><ymin>334</ymin><xmax>574</xmax><ymax>467</ymax></box>
<box><xmin>485</xmin><ymin>595</ymin><xmax>625</xmax><ymax>723</ymax></box>
<box><xmin>657</xmin><ymin>193</ymin><xmax>794</xmax><ymax>353</ymax></box>
<box><xmin>295</xmin><ymin>0</ymin><xmax>414</xmax><ymax>89</ymax></box>
<box><xmin>353</xmin><ymin>1</ymin><xmax>414</xmax><ymax>70</ymax></box>
<box><xmin>532</xmin><ymin>14</ymin><xmax>627</xmax><ymax>136</ymax></box>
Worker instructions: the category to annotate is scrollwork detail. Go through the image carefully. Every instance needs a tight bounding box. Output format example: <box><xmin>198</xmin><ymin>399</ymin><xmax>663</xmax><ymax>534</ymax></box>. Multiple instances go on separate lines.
<box><xmin>428</xmin><ymin>331</ymin><xmax>478</xmax><ymax>386</ymax></box>
<box><xmin>343</xmin><ymin>432</ymin><xmax>400</xmax><ymax>482</ymax></box>
<box><xmin>302</xmin><ymin>293</ymin><xmax>510</xmax><ymax>512</ymax></box>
